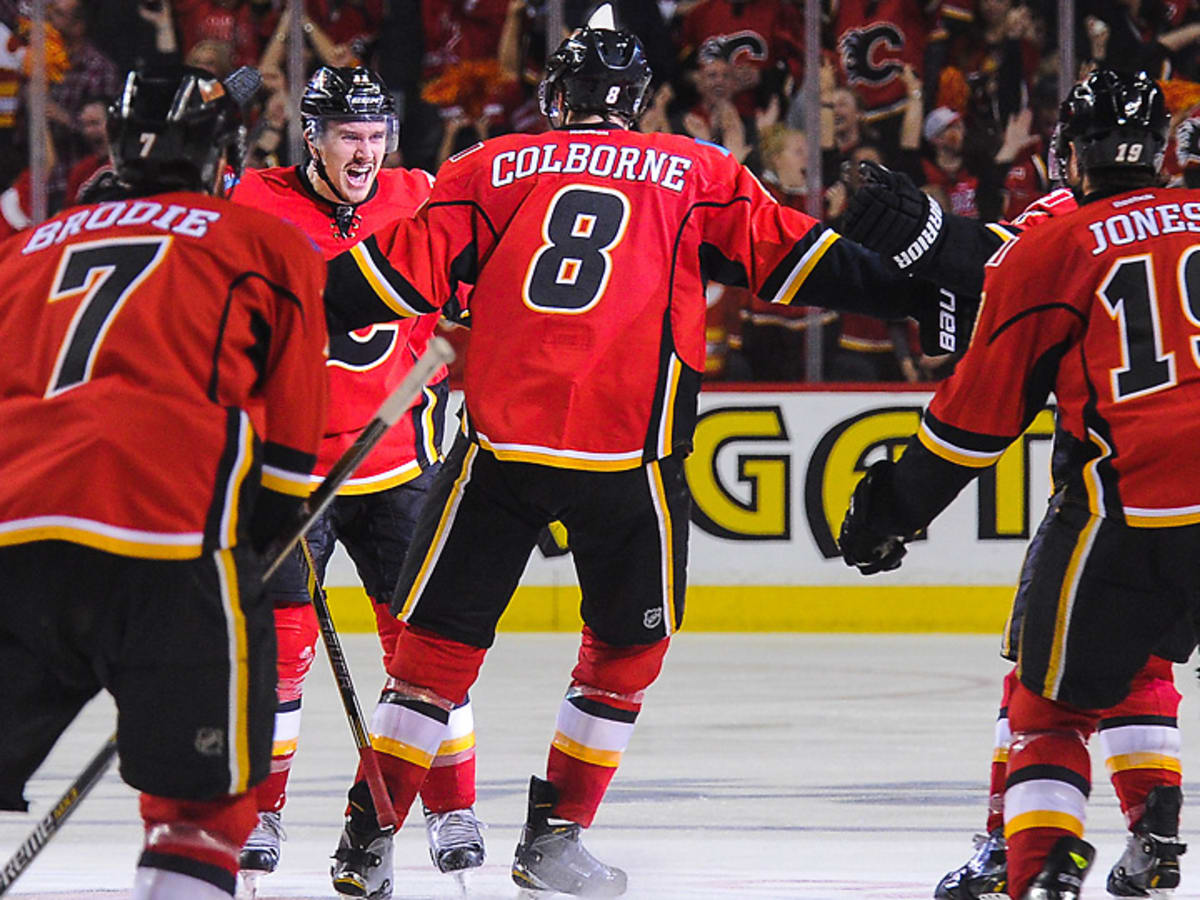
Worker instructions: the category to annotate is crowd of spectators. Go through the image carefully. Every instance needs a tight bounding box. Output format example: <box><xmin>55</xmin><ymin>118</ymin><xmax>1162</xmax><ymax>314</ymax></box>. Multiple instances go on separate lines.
<box><xmin>6</xmin><ymin>0</ymin><xmax>1200</xmax><ymax>383</ymax></box>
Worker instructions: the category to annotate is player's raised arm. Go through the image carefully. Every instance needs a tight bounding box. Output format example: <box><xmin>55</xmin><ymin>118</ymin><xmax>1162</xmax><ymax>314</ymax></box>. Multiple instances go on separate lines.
<box><xmin>323</xmin><ymin>159</ymin><xmax>487</xmax><ymax>332</ymax></box>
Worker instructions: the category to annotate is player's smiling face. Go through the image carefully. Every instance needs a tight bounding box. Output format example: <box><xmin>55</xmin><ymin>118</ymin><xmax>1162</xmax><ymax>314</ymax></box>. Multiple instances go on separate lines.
<box><xmin>317</xmin><ymin>120</ymin><xmax>388</xmax><ymax>203</ymax></box>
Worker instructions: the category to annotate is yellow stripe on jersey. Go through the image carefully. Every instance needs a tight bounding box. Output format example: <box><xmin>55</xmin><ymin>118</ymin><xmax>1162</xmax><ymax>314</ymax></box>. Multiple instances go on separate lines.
<box><xmin>261</xmin><ymin>468</ymin><xmax>313</xmax><ymax>497</ymax></box>
<box><xmin>333</xmin><ymin>460</ymin><xmax>423</xmax><ymax>495</ymax></box>
<box><xmin>420</xmin><ymin>385</ymin><xmax>442</xmax><ymax>465</ymax></box>
<box><xmin>1124</xmin><ymin>507</ymin><xmax>1200</xmax><ymax>527</ymax></box>
<box><xmin>1082</xmin><ymin>429</ymin><xmax>1113</xmax><ymax>518</ymax></box>
<box><xmin>1105</xmin><ymin>752</ymin><xmax>1183</xmax><ymax>774</ymax></box>
<box><xmin>917</xmin><ymin>421</ymin><xmax>1005</xmax><ymax>468</ymax></box>
<box><xmin>986</xmin><ymin>222</ymin><xmax>1017</xmax><ymax>242</ymax></box>
<box><xmin>476</xmin><ymin>437</ymin><xmax>641</xmax><ymax>472</ymax></box>
<box><xmin>0</xmin><ymin>523</ymin><xmax>202</xmax><ymax>559</ymax></box>
<box><xmin>551</xmin><ymin>731</ymin><xmax>623</xmax><ymax>768</ymax></box>
<box><xmin>1005</xmin><ymin>810</ymin><xmax>1085</xmax><ymax>839</ymax></box>
<box><xmin>657</xmin><ymin>355</ymin><xmax>682</xmax><ymax>458</ymax></box>
<box><xmin>222</xmin><ymin>417</ymin><xmax>255</xmax><ymax>548</ymax></box>
<box><xmin>350</xmin><ymin>243</ymin><xmax>419</xmax><ymax>319</ymax></box>
<box><xmin>777</xmin><ymin>230</ymin><xmax>839</xmax><ymax>306</ymax></box>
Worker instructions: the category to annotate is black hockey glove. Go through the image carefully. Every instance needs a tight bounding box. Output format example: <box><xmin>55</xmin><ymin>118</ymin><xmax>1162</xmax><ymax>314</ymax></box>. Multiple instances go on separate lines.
<box><xmin>842</xmin><ymin>161</ymin><xmax>945</xmax><ymax>276</ymax></box>
<box><xmin>839</xmin><ymin>461</ymin><xmax>912</xmax><ymax>575</ymax></box>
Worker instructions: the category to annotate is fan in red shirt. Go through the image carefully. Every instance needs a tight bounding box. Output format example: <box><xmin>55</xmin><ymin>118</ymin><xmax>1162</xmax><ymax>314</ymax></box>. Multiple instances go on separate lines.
<box><xmin>318</xmin><ymin>7</ymin><xmax>953</xmax><ymax>895</ymax></box>
<box><xmin>0</xmin><ymin>65</ymin><xmax>327</xmax><ymax>900</ymax></box>
<box><xmin>841</xmin><ymin>70</ymin><xmax>1197</xmax><ymax>899</ymax></box>
<box><xmin>227</xmin><ymin>66</ymin><xmax>483</xmax><ymax>896</ymax></box>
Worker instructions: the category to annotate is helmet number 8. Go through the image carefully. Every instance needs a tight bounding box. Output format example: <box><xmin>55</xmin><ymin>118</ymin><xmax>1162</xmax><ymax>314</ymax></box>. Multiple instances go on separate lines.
<box><xmin>523</xmin><ymin>185</ymin><xmax>630</xmax><ymax>313</ymax></box>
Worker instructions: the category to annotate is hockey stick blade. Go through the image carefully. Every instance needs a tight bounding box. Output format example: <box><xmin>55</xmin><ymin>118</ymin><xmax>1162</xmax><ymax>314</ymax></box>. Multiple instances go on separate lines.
<box><xmin>263</xmin><ymin>336</ymin><xmax>455</xmax><ymax>581</ymax></box>
<box><xmin>0</xmin><ymin>734</ymin><xmax>118</xmax><ymax>895</ymax></box>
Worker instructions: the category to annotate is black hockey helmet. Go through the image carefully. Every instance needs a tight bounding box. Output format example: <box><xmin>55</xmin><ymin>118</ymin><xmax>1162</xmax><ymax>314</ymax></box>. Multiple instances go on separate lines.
<box><xmin>301</xmin><ymin>66</ymin><xmax>399</xmax><ymax>153</ymax></box>
<box><xmin>108</xmin><ymin>64</ymin><xmax>260</xmax><ymax>194</ymax></box>
<box><xmin>1054</xmin><ymin>69</ymin><xmax>1168</xmax><ymax>176</ymax></box>
<box><xmin>538</xmin><ymin>5</ymin><xmax>653</xmax><ymax>128</ymax></box>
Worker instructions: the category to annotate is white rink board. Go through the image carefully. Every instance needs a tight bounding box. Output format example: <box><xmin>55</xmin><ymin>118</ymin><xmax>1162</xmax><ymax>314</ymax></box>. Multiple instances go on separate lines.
<box><xmin>327</xmin><ymin>389</ymin><xmax>1055</xmax><ymax>589</ymax></box>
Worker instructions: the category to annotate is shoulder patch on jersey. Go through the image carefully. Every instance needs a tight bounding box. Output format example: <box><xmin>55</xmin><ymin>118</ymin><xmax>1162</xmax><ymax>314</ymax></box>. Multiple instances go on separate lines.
<box><xmin>448</xmin><ymin>142</ymin><xmax>485</xmax><ymax>164</ymax></box>
<box><xmin>693</xmin><ymin>138</ymin><xmax>732</xmax><ymax>156</ymax></box>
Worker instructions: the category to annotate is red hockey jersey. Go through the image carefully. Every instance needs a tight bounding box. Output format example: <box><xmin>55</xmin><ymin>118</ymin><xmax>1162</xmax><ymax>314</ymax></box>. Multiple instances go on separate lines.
<box><xmin>325</xmin><ymin>127</ymin><xmax>915</xmax><ymax>471</ymax></box>
<box><xmin>0</xmin><ymin>192</ymin><xmax>327</xmax><ymax>558</ymax></box>
<box><xmin>233</xmin><ymin>165</ymin><xmax>445</xmax><ymax>492</ymax></box>
<box><xmin>921</xmin><ymin>187</ymin><xmax>1200</xmax><ymax>525</ymax></box>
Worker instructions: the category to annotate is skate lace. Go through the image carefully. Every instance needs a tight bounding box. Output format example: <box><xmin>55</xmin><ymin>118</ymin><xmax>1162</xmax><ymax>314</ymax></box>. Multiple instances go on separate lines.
<box><xmin>428</xmin><ymin>808</ymin><xmax>485</xmax><ymax>850</ymax></box>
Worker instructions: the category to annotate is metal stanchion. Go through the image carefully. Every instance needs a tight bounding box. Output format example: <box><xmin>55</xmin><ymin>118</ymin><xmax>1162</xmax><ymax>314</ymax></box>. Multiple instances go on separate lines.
<box><xmin>803</xmin><ymin>0</ymin><xmax>825</xmax><ymax>383</ymax></box>
<box><xmin>28</xmin><ymin>0</ymin><xmax>47</xmax><ymax>225</ymax></box>
<box><xmin>287</xmin><ymin>0</ymin><xmax>305</xmax><ymax>166</ymax></box>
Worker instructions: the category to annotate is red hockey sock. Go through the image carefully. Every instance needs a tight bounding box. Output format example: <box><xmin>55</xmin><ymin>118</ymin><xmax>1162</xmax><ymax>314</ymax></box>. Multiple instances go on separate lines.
<box><xmin>1097</xmin><ymin>655</ymin><xmax>1182</xmax><ymax>829</ymax></box>
<box><xmin>985</xmin><ymin>668</ymin><xmax>1019</xmax><ymax>834</ymax></box>
<box><xmin>421</xmin><ymin>698</ymin><xmax>477</xmax><ymax>813</ymax></box>
<box><xmin>138</xmin><ymin>791</ymin><xmax>256</xmax><ymax>896</ymax></box>
<box><xmin>255</xmin><ymin>604</ymin><xmax>319</xmax><ymax>813</ymax></box>
<box><xmin>546</xmin><ymin>630</ymin><xmax>668</xmax><ymax>827</ymax></box>
<box><xmin>1005</xmin><ymin>682</ymin><xmax>1098</xmax><ymax>898</ymax></box>
<box><xmin>349</xmin><ymin>626</ymin><xmax>487</xmax><ymax>826</ymax></box>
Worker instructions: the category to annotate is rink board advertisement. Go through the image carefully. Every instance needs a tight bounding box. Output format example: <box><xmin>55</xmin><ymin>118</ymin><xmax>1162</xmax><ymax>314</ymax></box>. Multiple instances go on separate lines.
<box><xmin>327</xmin><ymin>389</ymin><xmax>1057</xmax><ymax>634</ymax></box>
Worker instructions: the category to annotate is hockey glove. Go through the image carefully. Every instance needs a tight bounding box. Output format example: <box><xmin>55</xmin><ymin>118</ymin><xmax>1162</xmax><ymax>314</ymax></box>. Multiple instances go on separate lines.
<box><xmin>842</xmin><ymin>161</ymin><xmax>945</xmax><ymax>276</ymax></box>
<box><xmin>839</xmin><ymin>461</ymin><xmax>912</xmax><ymax>575</ymax></box>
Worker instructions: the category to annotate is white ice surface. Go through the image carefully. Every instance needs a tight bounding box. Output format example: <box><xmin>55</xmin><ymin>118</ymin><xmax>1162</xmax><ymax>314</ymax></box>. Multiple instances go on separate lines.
<box><xmin>3</xmin><ymin>634</ymin><xmax>1198</xmax><ymax>898</ymax></box>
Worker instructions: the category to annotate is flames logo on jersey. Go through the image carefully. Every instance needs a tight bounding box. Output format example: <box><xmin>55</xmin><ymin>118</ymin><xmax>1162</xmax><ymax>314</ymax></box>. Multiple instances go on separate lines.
<box><xmin>838</xmin><ymin>23</ymin><xmax>905</xmax><ymax>87</ymax></box>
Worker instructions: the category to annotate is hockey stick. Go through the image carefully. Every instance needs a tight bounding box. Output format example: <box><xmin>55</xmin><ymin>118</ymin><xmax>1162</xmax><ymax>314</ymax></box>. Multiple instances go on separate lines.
<box><xmin>0</xmin><ymin>734</ymin><xmax>118</xmax><ymax>896</ymax></box>
<box><xmin>0</xmin><ymin>337</ymin><xmax>453</xmax><ymax>892</ymax></box>
<box><xmin>298</xmin><ymin>537</ymin><xmax>398</xmax><ymax>830</ymax></box>
<box><xmin>263</xmin><ymin>336</ymin><xmax>456</xmax><ymax>581</ymax></box>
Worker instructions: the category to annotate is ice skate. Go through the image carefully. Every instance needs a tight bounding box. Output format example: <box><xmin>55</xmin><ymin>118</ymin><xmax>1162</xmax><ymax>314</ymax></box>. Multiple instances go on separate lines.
<box><xmin>330</xmin><ymin>782</ymin><xmax>395</xmax><ymax>899</ymax></box>
<box><xmin>935</xmin><ymin>828</ymin><xmax>1007</xmax><ymax>899</ymax></box>
<box><xmin>425</xmin><ymin>804</ymin><xmax>485</xmax><ymax>892</ymax></box>
<box><xmin>511</xmin><ymin>776</ymin><xmax>627</xmax><ymax>897</ymax></box>
<box><xmin>239</xmin><ymin>811</ymin><xmax>285</xmax><ymax>874</ymax></box>
<box><xmin>1023</xmin><ymin>836</ymin><xmax>1094</xmax><ymax>900</ymax></box>
<box><xmin>1108</xmin><ymin>785</ymin><xmax>1186</xmax><ymax>898</ymax></box>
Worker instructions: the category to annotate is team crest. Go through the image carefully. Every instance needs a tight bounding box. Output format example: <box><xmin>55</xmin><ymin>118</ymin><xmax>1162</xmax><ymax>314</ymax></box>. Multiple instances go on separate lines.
<box><xmin>643</xmin><ymin>607</ymin><xmax>663</xmax><ymax>630</ymax></box>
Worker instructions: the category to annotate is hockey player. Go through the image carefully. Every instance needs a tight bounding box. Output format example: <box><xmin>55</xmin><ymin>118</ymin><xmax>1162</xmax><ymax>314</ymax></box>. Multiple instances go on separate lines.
<box><xmin>842</xmin><ymin>126</ymin><xmax>1192</xmax><ymax>899</ymax></box>
<box><xmin>839</xmin><ymin>69</ymin><xmax>1200</xmax><ymax>899</ymax></box>
<box><xmin>315</xmin><ymin>7</ymin><xmax>957</xmax><ymax>896</ymax></box>
<box><xmin>0</xmin><ymin>65</ymin><xmax>328</xmax><ymax>899</ymax></box>
<box><xmin>229</xmin><ymin>66</ymin><xmax>484</xmax><ymax>893</ymax></box>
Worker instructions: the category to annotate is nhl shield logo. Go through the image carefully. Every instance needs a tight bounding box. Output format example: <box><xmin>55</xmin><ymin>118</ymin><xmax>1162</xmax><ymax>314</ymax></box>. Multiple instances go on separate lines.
<box><xmin>643</xmin><ymin>607</ymin><xmax>663</xmax><ymax>630</ymax></box>
<box><xmin>194</xmin><ymin>727</ymin><xmax>225</xmax><ymax>757</ymax></box>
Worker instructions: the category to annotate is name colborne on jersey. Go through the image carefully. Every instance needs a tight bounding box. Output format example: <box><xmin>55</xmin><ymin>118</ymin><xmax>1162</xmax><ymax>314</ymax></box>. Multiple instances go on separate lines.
<box><xmin>489</xmin><ymin>141</ymin><xmax>695</xmax><ymax>193</ymax></box>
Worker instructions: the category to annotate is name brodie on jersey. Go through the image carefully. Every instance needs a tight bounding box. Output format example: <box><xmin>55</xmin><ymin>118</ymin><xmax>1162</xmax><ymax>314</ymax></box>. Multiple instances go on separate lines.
<box><xmin>21</xmin><ymin>200</ymin><xmax>222</xmax><ymax>255</ymax></box>
<box><xmin>490</xmin><ymin>142</ymin><xmax>694</xmax><ymax>192</ymax></box>
<box><xmin>1087</xmin><ymin>198</ymin><xmax>1200</xmax><ymax>255</ymax></box>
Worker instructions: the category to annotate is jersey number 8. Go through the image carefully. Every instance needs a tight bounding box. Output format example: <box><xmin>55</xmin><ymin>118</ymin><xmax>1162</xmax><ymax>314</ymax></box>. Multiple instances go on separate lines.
<box><xmin>522</xmin><ymin>185</ymin><xmax>630</xmax><ymax>314</ymax></box>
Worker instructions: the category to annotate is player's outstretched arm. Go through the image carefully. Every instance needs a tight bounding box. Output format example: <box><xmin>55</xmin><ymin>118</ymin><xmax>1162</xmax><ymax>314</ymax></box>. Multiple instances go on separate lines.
<box><xmin>841</xmin><ymin>160</ymin><xmax>1014</xmax><ymax>298</ymax></box>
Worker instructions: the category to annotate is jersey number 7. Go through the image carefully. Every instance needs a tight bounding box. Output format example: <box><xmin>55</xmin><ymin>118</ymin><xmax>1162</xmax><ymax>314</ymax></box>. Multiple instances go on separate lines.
<box><xmin>45</xmin><ymin>236</ymin><xmax>171</xmax><ymax>397</ymax></box>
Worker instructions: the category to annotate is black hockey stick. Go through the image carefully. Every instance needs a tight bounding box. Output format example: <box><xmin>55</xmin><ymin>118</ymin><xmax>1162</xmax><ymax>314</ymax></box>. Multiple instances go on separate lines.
<box><xmin>298</xmin><ymin>537</ymin><xmax>399</xmax><ymax>830</ymax></box>
<box><xmin>0</xmin><ymin>337</ymin><xmax>454</xmax><ymax>892</ymax></box>
<box><xmin>0</xmin><ymin>734</ymin><xmax>118</xmax><ymax>895</ymax></box>
<box><xmin>263</xmin><ymin>336</ymin><xmax>456</xmax><ymax>581</ymax></box>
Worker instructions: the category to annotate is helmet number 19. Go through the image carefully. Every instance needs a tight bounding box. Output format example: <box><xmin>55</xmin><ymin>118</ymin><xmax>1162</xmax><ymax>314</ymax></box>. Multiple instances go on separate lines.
<box><xmin>522</xmin><ymin>185</ymin><xmax>630</xmax><ymax>314</ymax></box>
